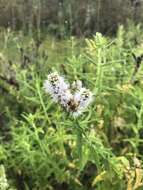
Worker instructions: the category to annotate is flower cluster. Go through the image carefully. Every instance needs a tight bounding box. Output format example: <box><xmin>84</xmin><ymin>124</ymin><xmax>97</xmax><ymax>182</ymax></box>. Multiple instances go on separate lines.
<box><xmin>44</xmin><ymin>72</ymin><xmax>93</xmax><ymax>117</ymax></box>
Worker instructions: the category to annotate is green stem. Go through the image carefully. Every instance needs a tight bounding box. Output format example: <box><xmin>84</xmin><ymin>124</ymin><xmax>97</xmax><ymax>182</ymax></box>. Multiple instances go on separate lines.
<box><xmin>75</xmin><ymin>119</ymin><xmax>83</xmax><ymax>170</ymax></box>
<box><xmin>36</xmin><ymin>80</ymin><xmax>50</xmax><ymax>124</ymax></box>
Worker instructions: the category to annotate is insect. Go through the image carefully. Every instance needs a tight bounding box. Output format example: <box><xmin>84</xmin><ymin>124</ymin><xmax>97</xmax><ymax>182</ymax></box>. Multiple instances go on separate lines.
<box><xmin>67</xmin><ymin>99</ymin><xmax>79</xmax><ymax>112</ymax></box>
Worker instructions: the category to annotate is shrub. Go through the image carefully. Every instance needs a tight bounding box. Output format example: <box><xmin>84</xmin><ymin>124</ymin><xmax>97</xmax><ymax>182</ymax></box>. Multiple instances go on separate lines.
<box><xmin>0</xmin><ymin>24</ymin><xmax>143</xmax><ymax>189</ymax></box>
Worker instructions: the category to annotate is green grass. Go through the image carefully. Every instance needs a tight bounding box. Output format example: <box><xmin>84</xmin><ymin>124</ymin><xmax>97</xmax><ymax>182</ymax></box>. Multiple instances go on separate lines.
<box><xmin>0</xmin><ymin>24</ymin><xmax>143</xmax><ymax>190</ymax></box>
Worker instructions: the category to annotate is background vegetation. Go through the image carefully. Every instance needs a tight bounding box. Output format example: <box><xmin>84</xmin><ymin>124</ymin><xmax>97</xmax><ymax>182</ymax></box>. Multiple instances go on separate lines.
<box><xmin>0</xmin><ymin>0</ymin><xmax>143</xmax><ymax>36</ymax></box>
<box><xmin>0</xmin><ymin>1</ymin><xmax>143</xmax><ymax>190</ymax></box>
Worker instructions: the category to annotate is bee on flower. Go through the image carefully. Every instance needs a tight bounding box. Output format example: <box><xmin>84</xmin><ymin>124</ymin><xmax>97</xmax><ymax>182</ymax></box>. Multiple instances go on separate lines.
<box><xmin>44</xmin><ymin>72</ymin><xmax>93</xmax><ymax>117</ymax></box>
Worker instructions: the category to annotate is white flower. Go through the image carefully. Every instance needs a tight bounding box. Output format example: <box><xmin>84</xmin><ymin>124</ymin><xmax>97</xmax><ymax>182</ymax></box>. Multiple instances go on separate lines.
<box><xmin>44</xmin><ymin>72</ymin><xmax>71</xmax><ymax>104</ymax></box>
<box><xmin>73</xmin><ymin>88</ymin><xmax>93</xmax><ymax>116</ymax></box>
<box><xmin>44</xmin><ymin>72</ymin><xmax>93</xmax><ymax>117</ymax></box>
<box><xmin>60</xmin><ymin>89</ymin><xmax>73</xmax><ymax>108</ymax></box>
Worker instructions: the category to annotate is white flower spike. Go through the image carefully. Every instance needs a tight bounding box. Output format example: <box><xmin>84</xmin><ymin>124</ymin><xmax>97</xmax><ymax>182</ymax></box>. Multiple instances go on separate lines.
<box><xmin>44</xmin><ymin>72</ymin><xmax>93</xmax><ymax>117</ymax></box>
